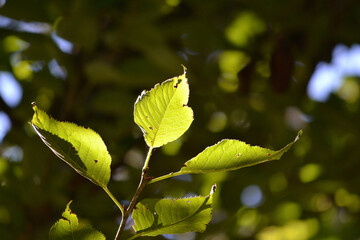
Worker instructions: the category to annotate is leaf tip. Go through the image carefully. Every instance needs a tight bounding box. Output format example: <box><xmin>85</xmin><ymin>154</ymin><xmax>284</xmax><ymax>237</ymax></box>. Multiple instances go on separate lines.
<box><xmin>31</xmin><ymin>102</ymin><xmax>39</xmax><ymax>115</ymax></box>
<box><xmin>63</xmin><ymin>201</ymin><xmax>74</xmax><ymax>216</ymax></box>
<box><xmin>210</xmin><ymin>184</ymin><xmax>217</xmax><ymax>195</ymax></box>
<box><xmin>31</xmin><ymin>102</ymin><xmax>40</xmax><ymax>125</ymax></box>
<box><xmin>295</xmin><ymin>130</ymin><xmax>303</xmax><ymax>141</ymax></box>
<box><xmin>66</xmin><ymin>200</ymin><xmax>73</xmax><ymax>208</ymax></box>
<box><xmin>181</xmin><ymin>64</ymin><xmax>187</xmax><ymax>74</ymax></box>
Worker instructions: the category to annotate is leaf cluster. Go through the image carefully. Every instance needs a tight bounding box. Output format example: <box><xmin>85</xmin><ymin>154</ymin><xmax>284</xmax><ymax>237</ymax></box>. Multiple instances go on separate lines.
<box><xmin>31</xmin><ymin>69</ymin><xmax>300</xmax><ymax>239</ymax></box>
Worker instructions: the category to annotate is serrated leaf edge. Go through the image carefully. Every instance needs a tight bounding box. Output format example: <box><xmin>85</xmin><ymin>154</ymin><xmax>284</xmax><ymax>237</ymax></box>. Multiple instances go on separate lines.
<box><xmin>179</xmin><ymin>130</ymin><xmax>302</xmax><ymax>174</ymax></box>
<box><xmin>134</xmin><ymin>67</ymin><xmax>193</xmax><ymax>148</ymax></box>
<box><xmin>131</xmin><ymin>185</ymin><xmax>215</xmax><ymax>239</ymax></box>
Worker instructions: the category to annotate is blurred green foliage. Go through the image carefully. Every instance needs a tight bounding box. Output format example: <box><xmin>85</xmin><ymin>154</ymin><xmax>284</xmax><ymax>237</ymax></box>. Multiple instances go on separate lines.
<box><xmin>0</xmin><ymin>0</ymin><xmax>360</xmax><ymax>239</ymax></box>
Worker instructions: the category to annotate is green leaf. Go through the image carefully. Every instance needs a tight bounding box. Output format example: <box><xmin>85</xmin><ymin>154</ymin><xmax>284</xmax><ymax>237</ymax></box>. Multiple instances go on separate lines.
<box><xmin>130</xmin><ymin>185</ymin><xmax>216</xmax><ymax>239</ymax></box>
<box><xmin>179</xmin><ymin>131</ymin><xmax>302</xmax><ymax>174</ymax></box>
<box><xmin>134</xmin><ymin>67</ymin><xmax>193</xmax><ymax>148</ymax></box>
<box><xmin>149</xmin><ymin>131</ymin><xmax>302</xmax><ymax>184</ymax></box>
<box><xmin>50</xmin><ymin>201</ymin><xmax>106</xmax><ymax>240</ymax></box>
<box><xmin>31</xmin><ymin>103</ymin><xmax>111</xmax><ymax>187</ymax></box>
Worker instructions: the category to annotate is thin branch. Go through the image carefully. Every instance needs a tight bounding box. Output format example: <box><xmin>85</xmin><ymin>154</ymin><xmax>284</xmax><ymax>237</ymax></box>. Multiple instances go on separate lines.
<box><xmin>114</xmin><ymin>147</ymin><xmax>154</xmax><ymax>240</ymax></box>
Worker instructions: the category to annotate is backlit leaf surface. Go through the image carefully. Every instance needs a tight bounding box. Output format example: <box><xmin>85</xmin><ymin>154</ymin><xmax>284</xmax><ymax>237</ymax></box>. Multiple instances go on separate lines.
<box><xmin>131</xmin><ymin>186</ymin><xmax>215</xmax><ymax>239</ymax></box>
<box><xmin>49</xmin><ymin>202</ymin><xmax>105</xmax><ymax>240</ymax></box>
<box><xmin>134</xmin><ymin>68</ymin><xmax>193</xmax><ymax>148</ymax></box>
<box><xmin>179</xmin><ymin>131</ymin><xmax>302</xmax><ymax>174</ymax></box>
<box><xmin>31</xmin><ymin>104</ymin><xmax>111</xmax><ymax>187</ymax></box>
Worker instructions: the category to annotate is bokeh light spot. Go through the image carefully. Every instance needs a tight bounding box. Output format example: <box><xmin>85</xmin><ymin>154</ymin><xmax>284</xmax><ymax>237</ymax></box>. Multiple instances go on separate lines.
<box><xmin>240</xmin><ymin>185</ymin><xmax>263</xmax><ymax>208</ymax></box>
<box><xmin>112</xmin><ymin>167</ymin><xmax>130</xmax><ymax>182</ymax></box>
<box><xmin>162</xmin><ymin>138</ymin><xmax>183</xmax><ymax>156</ymax></box>
<box><xmin>51</xmin><ymin>32</ymin><xmax>74</xmax><ymax>54</ymax></box>
<box><xmin>285</xmin><ymin>106</ymin><xmax>312</xmax><ymax>131</ymax></box>
<box><xmin>34</xmin><ymin>88</ymin><xmax>55</xmax><ymax>111</ymax></box>
<box><xmin>124</xmin><ymin>148</ymin><xmax>144</xmax><ymax>169</ymax></box>
<box><xmin>0</xmin><ymin>157</ymin><xmax>9</xmax><ymax>176</ymax></box>
<box><xmin>237</xmin><ymin>209</ymin><xmax>259</xmax><ymax>227</ymax></box>
<box><xmin>269</xmin><ymin>172</ymin><xmax>288</xmax><ymax>193</ymax></box>
<box><xmin>165</xmin><ymin>0</ymin><xmax>180</xmax><ymax>7</ymax></box>
<box><xmin>255</xmin><ymin>60</ymin><xmax>270</xmax><ymax>78</ymax></box>
<box><xmin>308</xmin><ymin>44</ymin><xmax>360</xmax><ymax>102</ymax></box>
<box><xmin>162</xmin><ymin>232</ymin><xmax>196</xmax><ymax>240</ymax></box>
<box><xmin>217</xmin><ymin>74</ymin><xmax>239</xmax><ymax>93</ymax></box>
<box><xmin>310</xmin><ymin>193</ymin><xmax>332</xmax><ymax>212</ymax></box>
<box><xmin>2</xmin><ymin>146</ymin><xmax>23</xmax><ymax>162</ymax></box>
<box><xmin>299</xmin><ymin>163</ymin><xmax>322</xmax><ymax>183</ymax></box>
<box><xmin>336</xmin><ymin>76</ymin><xmax>359</xmax><ymax>103</ymax></box>
<box><xmin>217</xmin><ymin>50</ymin><xmax>250</xmax><ymax>93</ymax></box>
<box><xmin>218</xmin><ymin>50</ymin><xmax>250</xmax><ymax>73</ymax></box>
<box><xmin>12</xmin><ymin>61</ymin><xmax>33</xmax><ymax>80</ymax></box>
<box><xmin>48</xmin><ymin>59</ymin><xmax>67</xmax><ymax>80</ymax></box>
<box><xmin>0</xmin><ymin>71</ymin><xmax>23</xmax><ymax>108</ymax></box>
<box><xmin>3</xmin><ymin>35</ymin><xmax>29</xmax><ymax>52</ymax></box>
<box><xmin>0</xmin><ymin>0</ymin><xmax>6</xmax><ymax>7</ymax></box>
<box><xmin>257</xmin><ymin>219</ymin><xmax>319</xmax><ymax>240</ymax></box>
<box><xmin>225</xmin><ymin>11</ymin><xmax>266</xmax><ymax>47</ymax></box>
<box><xmin>274</xmin><ymin>202</ymin><xmax>302</xmax><ymax>224</ymax></box>
<box><xmin>335</xmin><ymin>188</ymin><xmax>360</xmax><ymax>212</ymax></box>
<box><xmin>0</xmin><ymin>112</ymin><xmax>11</xmax><ymax>143</ymax></box>
<box><xmin>207</xmin><ymin>112</ymin><xmax>227</xmax><ymax>133</ymax></box>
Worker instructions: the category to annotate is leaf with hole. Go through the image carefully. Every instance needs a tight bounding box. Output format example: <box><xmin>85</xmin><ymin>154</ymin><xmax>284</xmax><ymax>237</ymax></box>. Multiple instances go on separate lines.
<box><xmin>130</xmin><ymin>185</ymin><xmax>216</xmax><ymax>239</ymax></box>
<box><xmin>49</xmin><ymin>202</ymin><xmax>105</xmax><ymax>240</ymax></box>
<box><xmin>134</xmin><ymin>67</ymin><xmax>193</xmax><ymax>148</ymax></box>
<box><xmin>31</xmin><ymin>103</ymin><xmax>111</xmax><ymax>187</ymax></box>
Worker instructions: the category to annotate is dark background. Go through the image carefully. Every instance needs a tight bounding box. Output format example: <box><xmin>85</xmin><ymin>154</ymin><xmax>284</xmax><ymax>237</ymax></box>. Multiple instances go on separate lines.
<box><xmin>0</xmin><ymin>0</ymin><xmax>360</xmax><ymax>239</ymax></box>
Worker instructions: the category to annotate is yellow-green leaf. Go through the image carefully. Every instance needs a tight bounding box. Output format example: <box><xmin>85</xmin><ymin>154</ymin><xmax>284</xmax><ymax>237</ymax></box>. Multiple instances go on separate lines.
<box><xmin>134</xmin><ymin>67</ymin><xmax>193</xmax><ymax>148</ymax></box>
<box><xmin>130</xmin><ymin>185</ymin><xmax>216</xmax><ymax>239</ymax></box>
<box><xmin>31</xmin><ymin>103</ymin><xmax>111</xmax><ymax>187</ymax></box>
<box><xmin>49</xmin><ymin>201</ymin><xmax>105</xmax><ymax>240</ymax></box>
<box><xmin>149</xmin><ymin>131</ymin><xmax>301</xmax><ymax>184</ymax></box>
<box><xmin>179</xmin><ymin>131</ymin><xmax>302</xmax><ymax>174</ymax></box>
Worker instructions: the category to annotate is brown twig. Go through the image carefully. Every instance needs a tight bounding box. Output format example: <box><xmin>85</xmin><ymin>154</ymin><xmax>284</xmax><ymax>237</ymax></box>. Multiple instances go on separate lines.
<box><xmin>114</xmin><ymin>146</ymin><xmax>154</xmax><ymax>240</ymax></box>
<box><xmin>115</xmin><ymin>170</ymin><xmax>150</xmax><ymax>240</ymax></box>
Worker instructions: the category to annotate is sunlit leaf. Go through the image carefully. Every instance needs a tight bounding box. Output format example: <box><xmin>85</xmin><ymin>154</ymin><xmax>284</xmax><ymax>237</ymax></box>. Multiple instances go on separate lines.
<box><xmin>134</xmin><ymin>67</ymin><xmax>193</xmax><ymax>148</ymax></box>
<box><xmin>130</xmin><ymin>185</ymin><xmax>216</xmax><ymax>239</ymax></box>
<box><xmin>31</xmin><ymin>103</ymin><xmax>111</xmax><ymax>187</ymax></box>
<box><xmin>49</xmin><ymin>201</ymin><xmax>105</xmax><ymax>240</ymax></box>
<box><xmin>178</xmin><ymin>131</ymin><xmax>302</xmax><ymax>174</ymax></box>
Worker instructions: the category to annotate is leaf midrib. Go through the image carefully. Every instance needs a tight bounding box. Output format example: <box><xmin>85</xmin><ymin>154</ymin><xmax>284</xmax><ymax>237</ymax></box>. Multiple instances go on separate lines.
<box><xmin>150</xmin><ymin>79</ymin><xmax>180</xmax><ymax>147</ymax></box>
<box><xmin>133</xmin><ymin>197</ymin><xmax>210</xmax><ymax>238</ymax></box>
<box><xmin>32</xmin><ymin>125</ymin><xmax>104</xmax><ymax>187</ymax></box>
<box><xmin>180</xmin><ymin>150</ymin><xmax>286</xmax><ymax>173</ymax></box>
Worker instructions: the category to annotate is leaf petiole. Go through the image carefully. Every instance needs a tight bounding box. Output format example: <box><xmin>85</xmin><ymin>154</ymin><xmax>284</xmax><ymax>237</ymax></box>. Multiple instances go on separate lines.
<box><xmin>103</xmin><ymin>186</ymin><xmax>125</xmax><ymax>216</ymax></box>
<box><xmin>148</xmin><ymin>171</ymin><xmax>185</xmax><ymax>184</ymax></box>
<box><xmin>142</xmin><ymin>146</ymin><xmax>154</xmax><ymax>172</ymax></box>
